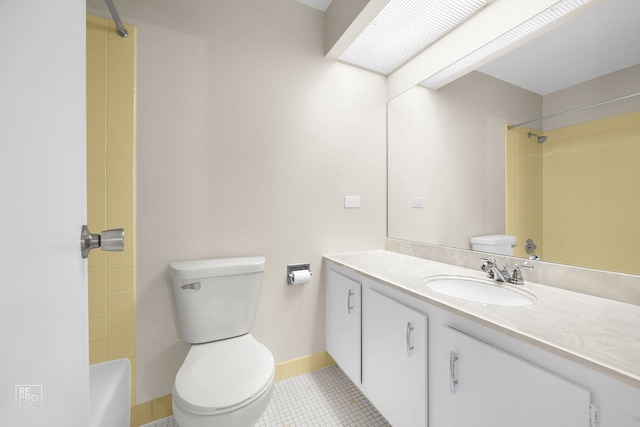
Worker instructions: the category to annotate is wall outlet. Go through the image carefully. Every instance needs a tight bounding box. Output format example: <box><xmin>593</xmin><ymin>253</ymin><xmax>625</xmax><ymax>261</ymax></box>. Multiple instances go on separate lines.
<box><xmin>344</xmin><ymin>196</ymin><xmax>360</xmax><ymax>208</ymax></box>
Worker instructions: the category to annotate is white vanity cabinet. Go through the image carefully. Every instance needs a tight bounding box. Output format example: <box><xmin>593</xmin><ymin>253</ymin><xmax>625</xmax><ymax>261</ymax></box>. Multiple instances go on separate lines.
<box><xmin>431</xmin><ymin>326</ymin><xmax>592</xmax><ymax>427</ymax></box>
<box><xmin>326</xmin><ymin>262</ymin><xmax>428</xmax><ymax>426</ymax></box>
<box><xmin>362</xmin><ymin>289</ymin><xmax>427</xmax><ymax>427</ymax></box>
<box><xmin>326</xmin><ymin>267</ymin><xmax>362</xmax><ymax>385</ymax></box>
<box><xmin>325</xmin><ymin>256</ymin><xmax>640</xmax><ymax>427</ymax></box>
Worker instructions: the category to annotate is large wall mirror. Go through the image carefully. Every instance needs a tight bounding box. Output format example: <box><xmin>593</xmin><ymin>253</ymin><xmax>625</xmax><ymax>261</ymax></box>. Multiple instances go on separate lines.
<box><xmin>388</xmin><ymin>0</ymin><xmax>640</xmax><ymax>276</ymax></box>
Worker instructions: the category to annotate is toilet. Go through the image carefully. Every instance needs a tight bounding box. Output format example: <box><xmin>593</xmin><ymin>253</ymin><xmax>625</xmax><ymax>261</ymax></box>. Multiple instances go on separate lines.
<box><xmin>169</xmin><ymin>256</ymin><xmax>274</xmax><ymax>427</ymax></box>
<box><xmin>470</xmin><ymin>234</ymin><xmax>516</xmax><ymax>256</ymax></box>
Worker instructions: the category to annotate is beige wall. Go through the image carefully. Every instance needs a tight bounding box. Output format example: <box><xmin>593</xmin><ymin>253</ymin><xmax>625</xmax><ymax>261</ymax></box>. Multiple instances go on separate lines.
<box><xmin>388</xmin><ymin>72</ymin><xmax>541</xmax><ymax>249</ymax></box>
<box><xmin>94</xmin><ymin>0</ymin><xmax>387</xmax><ymax>403</ymax></box>
<box><xmin>543</xmin><ymin>64</ymin><xmax>640</xmax><ymax>131</ymax></box>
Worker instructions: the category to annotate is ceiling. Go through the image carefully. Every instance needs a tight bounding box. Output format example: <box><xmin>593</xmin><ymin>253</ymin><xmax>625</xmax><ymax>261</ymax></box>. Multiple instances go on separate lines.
<box><xmin>296</xmin><ymin>0</ymin><xmax>332</xmax><ymax>12</ymax></box>
<box><xmin>90</xmin><ymin>0</ymin><xmax>638</xmax><ymax>95</ymax></box>
<box><xmin>307</xmin><ymin>0</ymin><xmax>639</xmax><ymax>95</ymax></box>
<box><xmin>477</xmin><ymin>0</ymin><xmax>640</xmax><ymax>95</ymax></box>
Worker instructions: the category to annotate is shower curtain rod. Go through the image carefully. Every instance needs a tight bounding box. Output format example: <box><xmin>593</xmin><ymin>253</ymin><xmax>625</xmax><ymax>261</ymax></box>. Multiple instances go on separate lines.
<box><xmin>507</xmin><ymin>91</ymin><xmax>640</xmax><ymax>130</ymax></box>
<box><xmin>104</xmin><ymin>0</ymin><xmax>128</xmax><ymax>38</ymax></box>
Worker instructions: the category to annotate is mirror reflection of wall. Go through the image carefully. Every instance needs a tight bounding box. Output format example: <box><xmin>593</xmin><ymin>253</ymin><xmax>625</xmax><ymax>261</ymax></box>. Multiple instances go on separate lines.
<box><xmin>387</xmin><ymin>0</ymin><xmax>640</xmax><ymax>276</ymax></box>
<box><xmin>388</xmin><ymin>71</ymin><xmax>540</xmax><ymax>249</ymax></box>
<box><xmin>388</xmin><ymin>63</ymin><xmax>640</xmax><ymax>274</ymax></box>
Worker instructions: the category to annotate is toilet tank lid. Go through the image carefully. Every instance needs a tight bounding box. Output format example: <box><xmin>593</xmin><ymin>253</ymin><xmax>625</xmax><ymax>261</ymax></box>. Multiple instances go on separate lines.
<box><xmin>470</xmin><ymin>234</ymin><xmax>516</xmax><ymax>245</ymax></box>
<box><xmin>169</xmin><ymin>256</ymin><xmax>265</xmax><ymax>280</ymax></box>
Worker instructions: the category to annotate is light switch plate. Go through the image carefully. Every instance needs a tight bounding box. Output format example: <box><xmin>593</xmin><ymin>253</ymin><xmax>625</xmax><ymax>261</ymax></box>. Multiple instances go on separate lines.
<box><xmin>411</xmin><ymin>197</ymin><xmax>424</xmax><ymax>208</ymax></box>
<box><xmin>344</xmin><ymin>196</ymin><xmax>360</xmax><ymax>208</ymax></box>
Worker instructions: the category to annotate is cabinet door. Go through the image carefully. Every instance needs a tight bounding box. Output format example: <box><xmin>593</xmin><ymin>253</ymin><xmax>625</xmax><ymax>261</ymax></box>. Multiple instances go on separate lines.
<box><xmin>433</xmin><ymin>326</ymin><xmax>591</xmax><ymax>427</ymax></box>
<box><xmin>326</xmin><ymin>267</ymin><xmax>362</xmax><ymax>385</ymax></box>
<box><xmin>362</xmin><ymin>289</ymin><xmax>427</xmax><ymax>427</ymax></box>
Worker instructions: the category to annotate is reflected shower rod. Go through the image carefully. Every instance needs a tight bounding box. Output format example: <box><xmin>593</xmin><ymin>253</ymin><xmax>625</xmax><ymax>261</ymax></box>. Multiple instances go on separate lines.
<box><xmin>507</xmin><ymin>92</ymin><xmax>640</xmax><ymax>130</ymax></box>
<box><xmin>104</xmin><ymin>0</ymin><xmax>128</xmax><ymax>38</ymax></box>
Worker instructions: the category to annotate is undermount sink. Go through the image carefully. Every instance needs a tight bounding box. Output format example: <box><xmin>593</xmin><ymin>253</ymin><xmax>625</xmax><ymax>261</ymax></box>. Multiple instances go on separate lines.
<box><xmin>423</xmin><ymin>276</ymin><xmax>536</xmax><ymax>307</ymax></box>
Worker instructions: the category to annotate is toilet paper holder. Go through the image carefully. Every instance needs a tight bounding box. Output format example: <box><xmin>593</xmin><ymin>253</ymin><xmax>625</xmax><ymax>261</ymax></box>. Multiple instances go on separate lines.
<box><xmin>287</xmin><ymin>263</ymin><xmax>312</xmax><ymax>285</ymax></box>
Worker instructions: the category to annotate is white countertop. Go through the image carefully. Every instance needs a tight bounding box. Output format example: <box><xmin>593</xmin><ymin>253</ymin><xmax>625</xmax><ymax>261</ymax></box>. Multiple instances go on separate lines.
<box><xmin>324</xmin><ymin>250</ymin><xmax>640</xmax><ymax>389</ymax></box>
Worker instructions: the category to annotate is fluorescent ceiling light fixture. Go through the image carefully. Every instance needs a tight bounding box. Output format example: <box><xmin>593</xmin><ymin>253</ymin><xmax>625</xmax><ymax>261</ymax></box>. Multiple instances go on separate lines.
<box><xmin>421</xmin><ymin>0</ymin><xmax>592</xmax><ymax>88</ymax></box>
<box><xmin>339</xmin><ymin>0</ymin><xmax>493</xmax><ymax>75</ymax></box>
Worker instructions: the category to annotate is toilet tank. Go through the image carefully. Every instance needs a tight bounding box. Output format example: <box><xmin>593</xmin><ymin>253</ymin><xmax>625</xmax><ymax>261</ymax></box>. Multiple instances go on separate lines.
<box><xmin>470</xmin><ymin>235</ymin><xmax>516</xmax><ymax>256</ymax></box>
<box><xmin>169</xmin><ymin>256</ymin><xmax>266</xmax><ymax>344</ymax></box>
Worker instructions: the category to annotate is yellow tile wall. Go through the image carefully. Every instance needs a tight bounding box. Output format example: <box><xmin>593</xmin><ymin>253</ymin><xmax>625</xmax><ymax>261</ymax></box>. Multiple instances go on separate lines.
<box><xmin>505</xmin><ymin>126</ymin><xmax>544</xmax><ymax>259</ymax></box>
<box><xmin>543</xmin><ymin>111</ymin><xmax>640</xmax><ymax>275</ymax></box>
<box><xmin>506</xmin><ymin>111</ymin><xmax>640</xmax><ymax>275</ymax></box>
<box><xmin>86</xmin><ymin>11</ymin><xmax>138</xmax><ymax>416</ymax></box>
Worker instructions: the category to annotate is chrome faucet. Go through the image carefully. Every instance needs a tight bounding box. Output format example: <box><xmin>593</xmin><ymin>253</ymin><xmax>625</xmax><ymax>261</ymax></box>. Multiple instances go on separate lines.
<box><xmin>480</xmin><ymin>258</ymin><xmax>509</xmax><ymax>282</ymax></box>
<box><xmin>480</xmin><ymin>258</ymin><xmax>533</xmax><ymax>285</ymax></box>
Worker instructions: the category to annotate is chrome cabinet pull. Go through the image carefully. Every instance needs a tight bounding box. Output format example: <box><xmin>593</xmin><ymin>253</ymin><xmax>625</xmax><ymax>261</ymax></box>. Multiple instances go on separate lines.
<box><xmin>449</xmin><ymin>351</ymin><xmax>459</xmax><ymax>394</ymax></box>
<box><xmin>347</xmin><ymin>289</ymin><xmax>354</xmax><ymax>313</ymax></box>
<box><xmin>406</xmin><ymin>322</ymin><xmax>415</xmax><ymax>357</ymax></box>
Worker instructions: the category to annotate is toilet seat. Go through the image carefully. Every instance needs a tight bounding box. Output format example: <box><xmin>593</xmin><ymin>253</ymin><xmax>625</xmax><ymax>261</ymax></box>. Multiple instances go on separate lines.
<box><xmin>174</xmin><ymin>334</ymin><xmax>274</xmax><ymax>416</ymax></box>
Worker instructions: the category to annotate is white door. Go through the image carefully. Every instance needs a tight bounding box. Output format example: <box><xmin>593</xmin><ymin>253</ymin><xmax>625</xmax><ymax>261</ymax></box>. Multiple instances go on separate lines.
<box><xmin>326</xmin><ymin>266</ymin><xmax>362</xmax><ymax>386</ymax></box>
<box><xmin>433</xmin><ymin>326</ymin><xmax>591</xmax><ymax>427</ymax></box>
<box><xmin>0</xmin><ymin>1</ymin><xmax>90</xmax><ymax>426</ymax></box>
<box><xmin>362</xmin><ymin>289</ymin><xmax>427</xmax><ymax>427</ymax></box>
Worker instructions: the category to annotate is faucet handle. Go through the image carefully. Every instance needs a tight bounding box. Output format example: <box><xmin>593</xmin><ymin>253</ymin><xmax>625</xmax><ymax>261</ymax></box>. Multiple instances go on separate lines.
<box><xmin>480</xmin><ymin>257</ymin><xmax>497</xmax><ymax>266</ymax></box>
<box><xmin>480</xmin><ymin>258</ymin><xmax>497</xmax><ymax>274</ymax></box>
<box><xmin>510</xmin><ymin>262</ymin><xmax>533</xmax><ymax>285</ymax></box>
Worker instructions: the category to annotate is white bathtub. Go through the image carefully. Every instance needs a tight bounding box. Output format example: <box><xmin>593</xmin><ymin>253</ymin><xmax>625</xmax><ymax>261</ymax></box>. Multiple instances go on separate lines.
<box><xmin>90</xmin><ymin>359</ymin><xmax>131</xmax><ymax>427</ymax></box>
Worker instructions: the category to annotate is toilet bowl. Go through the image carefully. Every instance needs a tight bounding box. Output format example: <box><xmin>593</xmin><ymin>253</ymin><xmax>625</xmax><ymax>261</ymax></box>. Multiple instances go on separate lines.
<box><xmin>169</xmin><ymin>257</ymin><xmax>274</xmax><ymax>427</ymax></box>
<box><xmin>172</xmin><ymin>335</ymin><xmax>274</xmax><ymax>427</ymax></box>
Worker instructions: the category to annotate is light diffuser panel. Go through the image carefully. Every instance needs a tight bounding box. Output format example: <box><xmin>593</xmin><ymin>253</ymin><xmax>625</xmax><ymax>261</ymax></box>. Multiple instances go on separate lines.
<box><xmin>339</xmin><ymin>0</ymin><xmax>492</xmax><ymax>75</ymax></box>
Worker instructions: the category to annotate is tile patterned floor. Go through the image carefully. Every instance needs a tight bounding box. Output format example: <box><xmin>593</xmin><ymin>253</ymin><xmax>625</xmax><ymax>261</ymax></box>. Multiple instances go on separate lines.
<box><xmin>141</xmin><ymin>365</ymin><xmax>390</xmax><ymax>427</ymax></box>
